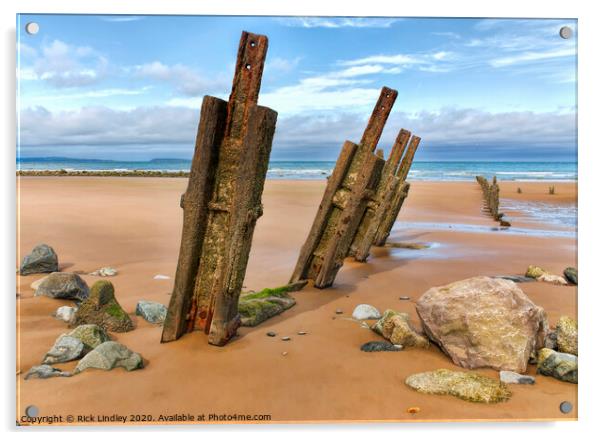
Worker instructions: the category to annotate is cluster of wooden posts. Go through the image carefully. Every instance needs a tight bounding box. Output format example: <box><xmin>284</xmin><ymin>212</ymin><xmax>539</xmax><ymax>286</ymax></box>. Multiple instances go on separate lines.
<box><xmin>475</xmin><ymin>176</ymin><xmax>511</xmax><ymax>227</ymax></box>
<box><xmin>162</xmin><ymin>31</ymin><xmax>421</xmax><ymax>346</ymax></box>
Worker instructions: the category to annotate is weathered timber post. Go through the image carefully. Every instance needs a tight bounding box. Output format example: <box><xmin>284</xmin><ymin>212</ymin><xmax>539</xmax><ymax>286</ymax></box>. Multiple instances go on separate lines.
<box><xmin>373</xmin><ymin>134</ymin><xmax>421</xmax><ymax>246</ymax></box>
<box><xmin>161</xmin><ymin>31</ymin><xmax>277</xmax><ymax>346</ymax></box>
<box><xmin>475</xmin><ymin>175</ymin><xmax>508</xmax><ymax>225</ymax></box>
<box><xmin>348</xmin><ymin>128</ymin><xmax>412</xmax><ymax>261</ymax></box>
<box><xmin>289</xmin><ymin>87</ymin><xmax>398</xmax><ymax>288</ymax></box>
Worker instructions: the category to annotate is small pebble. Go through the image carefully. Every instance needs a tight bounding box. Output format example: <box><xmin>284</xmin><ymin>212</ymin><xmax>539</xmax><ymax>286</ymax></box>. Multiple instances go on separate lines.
<box><xmin>281</xmin><ymin>336</ymin><xmax>291</xmax><ymax>341</ymax></box>
<box><xmin>266</xmin><ymin>331</ymin><xmax>276</xmax><ymax>337</ymax></box>
<box><xmin>335</xmin><ymin>308</ymin><xmax>343</xmax><ymax>314</ymax></box>
<box><xmin>399</xmin><ymin>296</ymin><xmax>411</xmax><ymax>300</ymax></box>
<box><xmin>297</xmin><ymin>331</ymin><xmax>307</xmax><ymax>335</ymax></box>
<box><xmin>407</xmin><ymin>407</ymin><xmax>420</xmax><ymax>414</ymax></box>
<box><xmin>282</xmin><ymin>351</ymin><xmax>288</xmax><ymax>356</ymax></box>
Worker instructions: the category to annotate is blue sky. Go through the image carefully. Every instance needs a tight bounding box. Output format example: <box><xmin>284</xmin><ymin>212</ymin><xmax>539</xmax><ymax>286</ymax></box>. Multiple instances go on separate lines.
<box><xmin>17</xmin><ymin>15</ymin><xmax>577</xmax><ymax>161</ymax></box>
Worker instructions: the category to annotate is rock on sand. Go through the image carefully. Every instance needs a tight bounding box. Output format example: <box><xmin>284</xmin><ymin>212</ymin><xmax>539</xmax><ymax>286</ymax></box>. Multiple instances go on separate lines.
<box><xmin>53</xmin><ymin>305</ymin><xmax>77</xmax><ymax>323</ymax></box>
<box><xmin>371</xmin><ymin>309</ymin><xmax>429</xmax><ymax>348</ymax></box>
<box><xmin>24</xmin><ymin>365</ymin><xmax>72</xmax><ymax>380</ymax></box>
<box><xmin>537</xmin><ymin>348</ymin><xmax>578</xmax><ymax>383</ymax></box>
<box><xmin>66</xmin><ymin>324</ymin><xmax>111</xmax><ymax>351</ymax></box>
<box><xmin>135</xmin><ymin>300</ymin><xmax>167</xmax><ymax>324</ymax></box>
<box><xmin>352</xmin><ymin>304</ymin><xmax>381</xmax><ymax>320</ymax></box>
<box><xmin>74</xmin><ymin>341</ymin><xmax>143</xmax><ymax>374</ymax></box>
<box><xmin>238</xmin><ymin>287</ymin><xmax>296</xmax><ymax>327</ymax></box>
<box><xmin>416</xmin><ymin>276</ymin><xmax>548</xmax><ymax>373</ymax></box>
<box><xmin>499</xmin><ymin>370</ymin><xmax>535</xmax><ymax>385</ymax></box>
<box><xmin>556</xmin><ymin>316</ymin><xmax>577</xmax><ymax>355</ymax></box>
<box><xmin>563</xmin><ymin>267</ymin><xmax>578</xmax><ymax>285</ymax></box>
<box><xmin>34</xmin><ymin>272</ymin><xmax>90</xmax><ymax>301</ymax></box>
<box><xmin>405</xmin><ymin>369</ymin><xmax>511</xmax><ymax>403</ymax></box>
<box><xmin>42</xmin><ymin>336</ymin><xmax>84</xmax><ymax>364</ymax></box>
<box><xmin>19</xmin><ymin>244</ymin><xmax>59</xmax><ymax>275</ymax></box>
<box><xmin>71</xmin><ymin>280</ymin><xmax>134</xmax><ymax>332</ymax></box>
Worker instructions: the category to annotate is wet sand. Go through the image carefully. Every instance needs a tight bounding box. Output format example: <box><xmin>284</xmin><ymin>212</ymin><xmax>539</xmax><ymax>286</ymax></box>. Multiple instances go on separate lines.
<box><xmin>16</xmin><ymin>178</ymin><xmax>577</xmax><ymax>424</ymax></box>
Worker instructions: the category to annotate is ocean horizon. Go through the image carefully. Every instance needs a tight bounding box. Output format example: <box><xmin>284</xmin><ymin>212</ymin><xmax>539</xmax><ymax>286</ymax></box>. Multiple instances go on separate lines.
<box><xmin>16</xmin><ymin>157</ymin><xmax>578</xmax><ymax>182</ymax></box>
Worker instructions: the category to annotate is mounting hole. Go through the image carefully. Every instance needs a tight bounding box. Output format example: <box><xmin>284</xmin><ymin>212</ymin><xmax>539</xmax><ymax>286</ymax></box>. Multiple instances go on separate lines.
<box><xmin>381</xmin><ymin>106</ymin><xmax>385</xmax><ymax>110</ymax></box>
<box><xmin>250</xmin><ymin>41</ymin><xmax>256</xmax><ymax>47</ymax></box>
<box><xmin>559</xmin><ymin>26</ymin><xmax>573</xmax><ymax>39</ymax></box>
<box><xmin>559</xmin><ymin>401</ymin><xmax>573</xmax><ymax>414</ymax></box>
<box><xmin>25</xmin><ymin>22</ymin><xmax>39</xmax><ymax>35</ymax></box>
<box><xmin>25</xmin><ymin>405</ymin><xmax>39</xmax><ymax>417</ymax></box>
<box><xmin>386</xmin><ymin>93</ymin><xmax>391</xmax><ymax>98</ymax></box>
<box><xmin>245</xmin><ymin>64</ymin><xmax>251</xmax><ymax>70</ymax></box>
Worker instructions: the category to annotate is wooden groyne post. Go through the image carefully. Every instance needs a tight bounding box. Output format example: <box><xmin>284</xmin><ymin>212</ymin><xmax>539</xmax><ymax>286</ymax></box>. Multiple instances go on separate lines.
<box><xmin>373</xmin><ymin>135</ymin><xmax>421</xmax><ymax>246</ymax></box>
<box><xmin>475</xmin><ymin>175</ymin><xmax>510</xmax><ymax>226</ymax></box>
<box><xmin>161</xmin><ymin>31</ymin><xmax>277</xmax><ymax>346</ymax></box>
<box><xmin>348</xmin><ymin>128</ymin><xmax>412</xmax><ymax>261</ymax></box>
<box><xmin>290</xmin><ymin>87</ymin><xmax>398</xmax><ymax>288</ymax></box>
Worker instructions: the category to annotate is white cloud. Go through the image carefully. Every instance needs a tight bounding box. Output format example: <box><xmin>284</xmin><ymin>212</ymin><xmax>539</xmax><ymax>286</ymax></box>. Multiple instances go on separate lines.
<box><xmin>275</xmin><ymin>107</ymin><xmax>576</xmax><ymax>153</ymax></box>
<box><xmin>277</xmin><ymin>17</ymin><xmax>401</xmax><ymax>29</ymax></box>
<box><xmin>25</xmin><ymin>87</ymin><xmax>152</xmax><ymax>102</ymax></box>
<box><xmin>266</xmin><ymin>56</ymin><xmax>302</xmax><ymax>73</ymax></box>
<box><xmin>340</xmin><ymin>54</ymin><xmax>422</xmax><ymax>67</ymax></box>
<box><xmin>20</xmin><ymin>105</ymin><xmax>199</xmax><ymax>146</ymax></box>
<box><xmin>17</xmin><ymin>42</ymin><xmax>37</xmax><ymax>58</ymax></box>
<box><xmin>133</xmin><ymin>61</ymin><xmax>228</xmax><ymax>96</ymax></box>
<box><xmin>19</xmin><ymin>105</ymin><xmax>575</xmax><ymax>155</ymax></box>
<box><xmin>466</xmin><ymin>19</ymin><xmax>576</xmax><ymax>73</ymax></box>
<box><xmin>30</xmin><ymin>40</ymin><xmax>109</xmax><ymax>88</ymax></box>
<box><xmin>490</xmin><ymin>48</ymin><xmax>576</xmax><ymax>68</ymax></box>
<box><xmin>338</xmin><ymin>51</ymin><xmax>455</xmax><ymax>74</ymax></box>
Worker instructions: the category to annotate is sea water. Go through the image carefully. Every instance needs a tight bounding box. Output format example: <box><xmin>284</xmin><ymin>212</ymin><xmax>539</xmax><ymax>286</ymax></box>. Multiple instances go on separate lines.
<box><xmin>17</xmin><ymin>158</ymin><xmax>577</xmax><ymax>182</ymax></box>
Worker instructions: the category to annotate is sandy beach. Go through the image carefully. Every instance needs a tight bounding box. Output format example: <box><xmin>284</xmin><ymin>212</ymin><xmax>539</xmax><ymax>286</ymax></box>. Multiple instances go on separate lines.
<box><xmin>16</xmin><ymin>177</ymin><xmax>577</xmax><ymax>424</ymax></box>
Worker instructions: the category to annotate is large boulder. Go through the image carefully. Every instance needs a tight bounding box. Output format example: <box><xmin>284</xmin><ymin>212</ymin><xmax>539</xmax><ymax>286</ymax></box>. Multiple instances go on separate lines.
<box><xmin>74</xmin><ymin>341</ymin><xmax>143</xmax><ymax>374</ymax></box>
<box><xmin>405</xmin><ymin>369</ymin><xmax>511</xmax><ymax>403</ymax></box>
<box><xmin>238</xmin><ymin>287</ymin><xmax>296</xmax><ymax>327</ymax></box>
<box><xmin>416</xmin><ymin>276</ymin><xmax>548</xmax><ymax>373</ymax></box>
<box><xmin>135</xmin><ymin>300</ymin><xmax>167</xmax><ymax>324</ymax></box>
<box><xmin>42</xmin><ymin>336</ymin><xmax>84</xmax><ymax>364</ymax></box>
<box><xmin>71</xmin><ymin>280</ymin><xmax>134</xmax><ymax>332</ymax></box>
<box><xmin>556</xmin><ymin>316</ymin><xmax>578</xmax><ymax>355</ymax></box>
<box><xmin>537</xmin><ymin>348</ymin><xmax>577</xmax><ymax>383</ymax></box>
<box><xmin>34</xmin><ymin>272</ymin><xmax>89</xmax><ymax>301</ymax></box>
<box><xmin>371</xmin><ymin>309</ymin><xmax>429</xmax><ymax>348</ymax></box>
<box><xmin>19</xmin><ymin>244</ymin><xmax>59</xmax><ymax>275</ymax></box>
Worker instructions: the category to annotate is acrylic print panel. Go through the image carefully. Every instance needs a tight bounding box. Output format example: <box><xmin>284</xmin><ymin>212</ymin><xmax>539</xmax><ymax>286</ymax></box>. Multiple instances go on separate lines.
<box><xmin>16</xmin><ymin>14</ymin><xmax>577</xmax><ymax>425</ymax></box>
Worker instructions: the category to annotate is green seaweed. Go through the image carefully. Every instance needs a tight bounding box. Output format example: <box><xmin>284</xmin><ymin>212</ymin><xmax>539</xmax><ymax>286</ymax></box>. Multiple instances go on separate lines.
<box><xmin>241</xmin><ymin>285</ymin><xmax>295</xmax><ymax>301</ymax></box>
<box><xmin>105</xmin><ymin>301</ymin><xmax>128</xmax><ymax>319</ymax></box>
